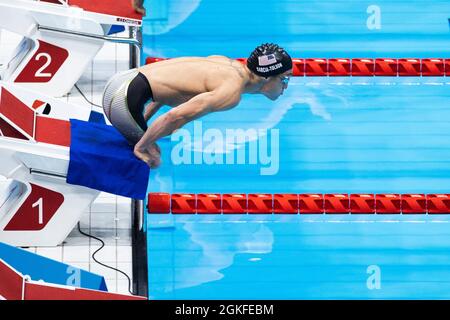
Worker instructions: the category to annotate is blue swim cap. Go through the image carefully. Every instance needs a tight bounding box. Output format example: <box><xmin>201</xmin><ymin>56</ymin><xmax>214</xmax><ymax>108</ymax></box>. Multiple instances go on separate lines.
<box><xmin>247</xmin><ymin>43</ymin><xmax>292</xmax><ymax>77</ymax></box>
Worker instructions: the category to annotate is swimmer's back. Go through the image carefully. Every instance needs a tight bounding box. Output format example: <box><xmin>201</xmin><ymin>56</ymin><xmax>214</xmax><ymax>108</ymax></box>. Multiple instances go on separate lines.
<box><xmin>138</xmin><ymin>56</ymin><xmax>246</xmax><ymax>106</ymax></box>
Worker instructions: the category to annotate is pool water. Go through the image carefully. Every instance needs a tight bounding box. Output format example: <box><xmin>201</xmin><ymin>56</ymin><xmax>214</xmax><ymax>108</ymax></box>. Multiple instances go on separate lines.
<box><xmin>142</xmin><ymin>0</ymin><xmax>450</xmax><ymax>299</ymax></box>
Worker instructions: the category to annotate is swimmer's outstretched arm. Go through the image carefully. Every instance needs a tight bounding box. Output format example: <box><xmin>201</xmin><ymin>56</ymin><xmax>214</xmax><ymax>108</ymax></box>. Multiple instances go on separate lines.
<box><xmin>134</xmin><ymin>86</ymin><xmax>241</xmax><ymax>167</ymax></box>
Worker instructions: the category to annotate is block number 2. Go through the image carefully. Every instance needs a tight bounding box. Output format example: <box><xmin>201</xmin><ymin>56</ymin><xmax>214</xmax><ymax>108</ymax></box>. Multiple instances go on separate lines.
<box><xmin>15</xmin><ymin>40</ymin><xmax>68</xmax><ymax>83</ymax></box>
<box><xmin>32</xmin><ymin>198</ymin><xmax>44</xmax><ymax>225</ymax></box>
<box><xmin>34</xmin><ymin>53</ymin><xmax>52</xmax><ymax>78</ymax></box>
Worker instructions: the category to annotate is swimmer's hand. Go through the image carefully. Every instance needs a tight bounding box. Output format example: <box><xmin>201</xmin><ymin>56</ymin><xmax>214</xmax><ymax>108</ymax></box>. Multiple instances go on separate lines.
<box><xmin>134</xmin><ymin>142</ymin><xmax>161</xmax><ymax>168</ymax></box>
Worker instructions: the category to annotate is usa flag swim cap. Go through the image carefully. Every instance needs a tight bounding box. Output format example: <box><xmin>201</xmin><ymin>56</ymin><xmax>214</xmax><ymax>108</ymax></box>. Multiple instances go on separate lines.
<box><xmin>247</xmin><ymin>43</ymin><xmax>293</xmax><ymax>77</ymax></box>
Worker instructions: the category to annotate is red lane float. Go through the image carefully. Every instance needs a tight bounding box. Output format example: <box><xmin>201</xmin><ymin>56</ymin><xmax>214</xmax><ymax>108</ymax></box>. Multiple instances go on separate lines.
<box><xmin>292</xmin><ymin>59</ymin><xmax>305</xmax><ymax>77</ymax></box>
<box><xmin>398</xmin><ymin>59</ymin><xmax>421</xmax><ymax>76</ymax></box>
<box><xmin>298</xmin><ymin>194</ymin><xmax>323</xmax><ymax>214</ymax></box>
<box><xmin>374</xmin><ymin>58</ymin><xmax>397</xmax><ymax>76</ymax></box>
<box><xmin>171</xmin><ymin>194</ymin><xmax>196</xmax><ymax>214</ymax></box>
<box><xmin>328</xmin><ymin>59</ymin><xmax>351</xmax><ymax>76</ymax></box>
<box><xmin>305</xmin><ymin>59</ymin><xmax>328</xmax><ymax>76</ymax></box>
<box><xmin>426</xmin><ymin>194</ymin><xmax>450</xmax><ymax>214</ymax></box>
<box><xmin>147</xmin><ymin>193</ymin><xmax>450</xmax><ymax>214</ymax></box>
<box><xmin>273</xmin><ymin>194</ymin><xmax>298</xmax><ymax>214</ymax></box>
<box><xmin>324</xmin><ymin>194</ymin><xmax>350</xmax><ymax>214</ymax></box>
<box><xmin>421</xmin><ymin>59</ymin><xmax>445</xmax><ymax>76</ymax></box>
<box><xmin>350</xmin><ymin>194</ymin><xmax>375</xmax><ymax>214</ymax></box>
<box><xmin>197</xmin><ymin>194</ymin><xmax>221</xmax><ymax>214</ymax></box>
<box><xmin>222</xmin><ymin>194</ymin><xmax>247</xmax><ymax>214</ymax></box>
<box><xmin>147</xmin><ymin>193</ymin><xmax>171</xmax><ymax>213</ymax></box>
<box><xmin>401</xmin><ymin>194</ymin><xmax>427</xmax><ymax>214</ymax></box>
<box><xmin>351</xmin><ymin>58</ymin><xmax>375</xmax><ymax>76</ymax></box>
<box><xmin>375</xmin><ymin>194</ymin><xmax>401</xmax><ymax>214</ymax></box>
<box><xmin>146</xmin><ymin>57</ymin><xmax>448</xmax><ymax>77</ymax></box>
<box><xmin>247</xmin><ymin>194</ymin><xmax>273</xmax><ymax>214</ymax></box>
<box><xmin>146</xmin><ymin>57</ymin><xmax>168</xmax><ymax>64</ymax></box>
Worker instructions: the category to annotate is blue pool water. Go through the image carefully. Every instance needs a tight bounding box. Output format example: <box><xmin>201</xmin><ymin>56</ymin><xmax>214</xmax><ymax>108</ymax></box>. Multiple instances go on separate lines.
<box><xmin>142</xmin><ymin>0</ymin><xmax>450</xmax><ymax>299</ymax></box>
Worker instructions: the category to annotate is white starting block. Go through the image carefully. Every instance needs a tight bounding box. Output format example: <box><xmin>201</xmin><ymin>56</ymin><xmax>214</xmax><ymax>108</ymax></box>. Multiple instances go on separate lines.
<box><xmin>0</xmin><ymin>0</ymin><xmax>143</xmax><ymax>246</ymax></box>
<box><xmin>0</xmin><ymin>0</ymin><xmax>141</xmax><ymax>97</ymax></box>
<box><xmin>0</xmin><ymin>82</ymin><xmax>98</xmax><ymax>246</ymax></box>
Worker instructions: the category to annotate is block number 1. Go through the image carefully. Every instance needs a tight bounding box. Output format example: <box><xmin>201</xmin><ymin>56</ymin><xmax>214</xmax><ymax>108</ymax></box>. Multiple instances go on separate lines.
<box><xmin>32</xmin><ymin>198</ymin><xmax>44</xmax><ymax>225</ymax></box>
<box><xmin>35</xmin><ymin>53</ymin><xmax>52</xmax><ymax>78</ymax></box>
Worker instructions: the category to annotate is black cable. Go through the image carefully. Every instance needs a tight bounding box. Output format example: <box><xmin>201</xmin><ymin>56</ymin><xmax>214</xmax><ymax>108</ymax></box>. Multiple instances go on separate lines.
<box><xmin>74</xmin><ymin>84</ymin><xmax>103</xmax><ymax>109</ymax></box>
<box><xmin>74</xmin><ymin>83</ymin><xmax>133</xmax><ymax>295</ymax></box>
<box><xmin>77</xmin><ymin>222</ymin><xmax>133</xmax><ymax>295</ymax></box>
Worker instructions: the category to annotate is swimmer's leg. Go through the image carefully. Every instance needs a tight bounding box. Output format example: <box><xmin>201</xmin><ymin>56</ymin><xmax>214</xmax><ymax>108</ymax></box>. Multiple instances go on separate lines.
<box><xmin>102</xmin><ymin>69</ymin><xmax>150</xmax><ymax>145</ymax></box>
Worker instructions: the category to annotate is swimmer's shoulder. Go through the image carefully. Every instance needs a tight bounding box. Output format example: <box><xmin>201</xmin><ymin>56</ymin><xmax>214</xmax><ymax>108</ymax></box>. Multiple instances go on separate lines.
<box><xmin>141</xmin><ymin>56</ymin><xmax>231</xmax><ymax>68</ymax></box>
<box><xmin>206</xmin><ymin>55</ymin><xmax>246</xmax><ymax>79</ymax></box>
<box><xmin>207</xmin><ymin>55</ymin><xmax>237</xmax><ymax>64</ymax></box>
<box><xmin>207</xmin><ymin>55</ymin><xmax>229</xmax><ymax>59</ymax></box>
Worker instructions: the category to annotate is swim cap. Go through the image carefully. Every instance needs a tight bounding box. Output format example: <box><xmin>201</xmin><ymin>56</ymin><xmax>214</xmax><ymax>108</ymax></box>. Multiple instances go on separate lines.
<box><xmin>247</xmin><ymin>43</ymin><xmax>292</xmax><ymax>77</ymax></box>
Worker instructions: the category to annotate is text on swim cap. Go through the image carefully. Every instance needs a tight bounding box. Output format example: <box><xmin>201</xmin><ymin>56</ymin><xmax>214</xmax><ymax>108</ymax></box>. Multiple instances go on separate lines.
<box><xmin>256</xmin><ymin>62</ymin><xmax>283</xmax><ymax>73</ymax></box>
